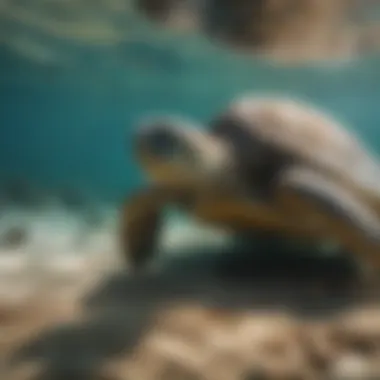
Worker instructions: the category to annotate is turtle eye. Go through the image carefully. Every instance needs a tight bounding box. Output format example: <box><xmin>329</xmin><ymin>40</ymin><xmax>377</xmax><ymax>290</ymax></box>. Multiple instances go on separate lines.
<box><xmin>137</xmin><ymin>123</ymin><xmax>193</xmax><ymax>162</ymax></box>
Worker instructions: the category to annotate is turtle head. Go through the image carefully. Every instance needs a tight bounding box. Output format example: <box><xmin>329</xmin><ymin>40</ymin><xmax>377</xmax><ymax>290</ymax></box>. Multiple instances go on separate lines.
<box><xmin>134</xmin><ymin>116</ymin><xmax>234</xmax><ymax>187</ymax></box>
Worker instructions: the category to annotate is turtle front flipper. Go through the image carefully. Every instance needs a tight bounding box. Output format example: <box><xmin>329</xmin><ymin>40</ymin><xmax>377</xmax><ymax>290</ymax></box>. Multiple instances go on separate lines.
<box><xmin>121</xmin><ymin>185</ymin><xmax>192</xmax><ymax>272</ymax></box>
<box><xmin>120</xmin><ymin>187</ymin><xmax>165</xmax><ymax>272</ymax></box>
<box><xmin>275</xmin><ymin>166</ymin><xmax>380</xmax><ymax>272</ymax></box>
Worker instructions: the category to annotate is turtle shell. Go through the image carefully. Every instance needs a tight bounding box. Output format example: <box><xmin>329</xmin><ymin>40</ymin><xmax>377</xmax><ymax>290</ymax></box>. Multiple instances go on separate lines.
<box><xmin>210</xmin><ymin>96</ymin><xmax>380</xmax><ymax>201</ymax></box>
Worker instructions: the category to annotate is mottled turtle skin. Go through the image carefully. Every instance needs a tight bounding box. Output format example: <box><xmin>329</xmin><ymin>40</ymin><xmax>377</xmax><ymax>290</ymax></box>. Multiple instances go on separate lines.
<box><xmin>120</xmin><ymin>97</ymin><xmax>380</xmax><ymax>272</ymax></box>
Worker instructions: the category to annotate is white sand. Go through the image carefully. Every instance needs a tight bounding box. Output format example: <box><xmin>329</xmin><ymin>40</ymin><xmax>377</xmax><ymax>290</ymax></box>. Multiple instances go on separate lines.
<box><xmin>0</xmin><ymin>199</ymin><xmax>233</xmax><ymax>307</ymax></box>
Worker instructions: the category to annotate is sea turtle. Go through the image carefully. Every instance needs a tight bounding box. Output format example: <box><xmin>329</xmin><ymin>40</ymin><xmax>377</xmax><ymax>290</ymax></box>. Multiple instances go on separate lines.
<box><xmin>120</xmin><ymin>96</ymin><xmax>380</xmax><ymax>273</ymax></box>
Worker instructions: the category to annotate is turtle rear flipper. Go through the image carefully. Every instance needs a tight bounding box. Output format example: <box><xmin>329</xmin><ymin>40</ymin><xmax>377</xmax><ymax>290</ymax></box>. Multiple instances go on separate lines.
<box><xmin>276</xmin><ymin>166</ymin><xmax>380</xmax><ymax>271</ymax></box>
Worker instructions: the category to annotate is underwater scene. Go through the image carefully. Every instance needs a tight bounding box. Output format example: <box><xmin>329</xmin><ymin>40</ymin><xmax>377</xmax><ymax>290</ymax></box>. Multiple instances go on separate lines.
<box><xmin>3</xmin><ymin>1</ymin><xmax>380</xmax><ymax>379</ymax></box>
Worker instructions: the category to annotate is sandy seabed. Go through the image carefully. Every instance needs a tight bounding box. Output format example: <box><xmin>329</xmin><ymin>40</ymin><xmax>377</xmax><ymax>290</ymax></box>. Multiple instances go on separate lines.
<box><xmin>1</xmin><ymin>197</ymin><xmax>380</xmax><ymax>380</ymax></box>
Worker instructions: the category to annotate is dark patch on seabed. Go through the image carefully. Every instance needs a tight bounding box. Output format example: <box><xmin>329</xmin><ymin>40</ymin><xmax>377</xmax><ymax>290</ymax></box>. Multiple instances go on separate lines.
<box><xmin>8</xmin><ymin>241</ymin><xmax>379</xmax><ymax>380</ymax></box>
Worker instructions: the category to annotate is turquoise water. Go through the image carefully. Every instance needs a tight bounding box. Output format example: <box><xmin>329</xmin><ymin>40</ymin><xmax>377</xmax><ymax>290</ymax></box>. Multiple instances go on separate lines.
<box><xmin>1</xmin><ymin>28</ymin><xmax>380</xmax><ymax>203</ymax></box>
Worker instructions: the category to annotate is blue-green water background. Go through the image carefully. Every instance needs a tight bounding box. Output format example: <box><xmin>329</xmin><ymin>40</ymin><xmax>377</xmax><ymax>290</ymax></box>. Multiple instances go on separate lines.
<box><xmin>1</xmin><ymin>22</ymin><xmax>380</xmax><ymax>203</ymax></box>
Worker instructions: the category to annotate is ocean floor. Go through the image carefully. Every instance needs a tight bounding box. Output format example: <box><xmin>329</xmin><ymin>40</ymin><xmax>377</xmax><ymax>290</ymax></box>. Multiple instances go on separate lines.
<box><xmin>0</xmin><ymin>186</ymin><xmax>236</xmax><ymax>308</ymax></box>
<box><xmin>2</xmin><ymin>188</ymin><xmax>380</xmax><ymax>379</ymax></box>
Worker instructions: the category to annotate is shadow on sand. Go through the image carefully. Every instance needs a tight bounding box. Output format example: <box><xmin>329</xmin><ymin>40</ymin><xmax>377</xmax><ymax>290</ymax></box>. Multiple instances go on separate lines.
<box><xmin>5</xmin><ymin>242</ymin><xmax>378</xmax><ymax>380</ymax></box>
